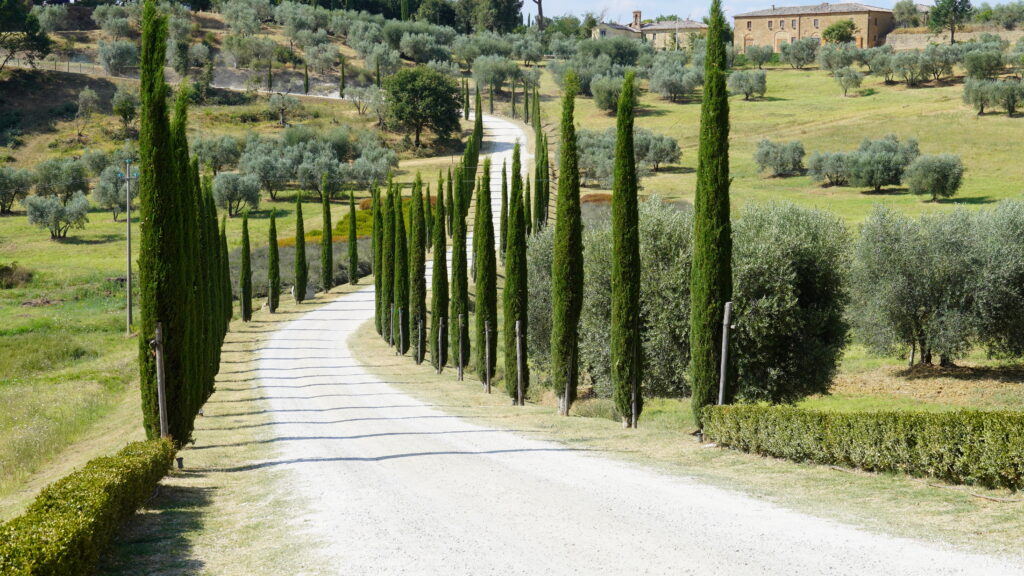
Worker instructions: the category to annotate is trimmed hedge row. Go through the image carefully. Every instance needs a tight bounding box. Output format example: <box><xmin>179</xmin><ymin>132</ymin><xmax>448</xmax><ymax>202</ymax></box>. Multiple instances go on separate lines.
<box><xmin>703</xmin><ymin>406</ymin><xmax>1024</xmax><ymax>490</ymax></box>
<box><xmin>0</xmin><ymin>439</ymin><xmax>175</xmax><ymax>575</ymax></box>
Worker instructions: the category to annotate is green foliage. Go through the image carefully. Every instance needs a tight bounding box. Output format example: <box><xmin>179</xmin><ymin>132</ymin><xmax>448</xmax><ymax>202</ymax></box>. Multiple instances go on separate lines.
<box><xmin>473</xmin><ymin>160</ymin><xmax>497</xmax><ymax>382</ymax></box>
<box><xmin>0</xmin><ymin>166</ymin><xmax>32</xmax><ymax>214</ymax></box>
<box><xmin>385</xmin><ymin>66</ymin><xmax>462</xmax><ymax>146</ymax></box>
<box><xmin>213</xmin><ymin>172</ymin><xmax>260</xmax><ymax>217</ymax></box>
<box><xmin>112</xmin><ymin>85</ymin><xmax>139</xmax><ymax>136</ymax></box>
<box><xmin>973</xmin><ymin>201</ymin><xmax>1024</xmax><ymax>357</ymax></box>
<box><xmin>0</xmin><ymin>0</ymin><xmax>51</xmax><ymax>73</ymax></box>
<box><xmin>410</xmin><ymin>176</ymin><xmax>427</xmax><ymax>361</ymax></box>
<box><xmin>393</xmin><ymin>185</ymin><xmax>409</xmax><ymax>354</ymax></box>
<box><xmin>449</xmin><ymin>166</ymin><xmax>469</xmax><ymax>370</ymax></box>
<box><xmin>590</xmin><ymin>73</ymin><xmax>637</xmax><ymax>112</ymax></box>
<box><xmin>822</xmin><ymin>19</ymin><xmax>857</xmax><ymax>43</ymax></box>
<box><xmin>430</xmin><ymin>175</ymin><xmax>449</xmax><ymax>369</ymax></box>
<box><xmin>753</xmin><ymin>139</ymin><xmax>805</xmax><ymax>177</ymax></box>
<box><xmin>193</xmin><ymin>135</ymin><xmax>241</xmax><ymax>175</ymax></box>
<box><xmin>727</xmin><ymin>69</ymin><xmax>766</xmax><ymax>100</ymax></box>
<box><xmin>833</xmin><ymin>66</ymin><xmax>864</xmax><ymax>96</ymax></box>
<box><xmin>816</xmin><ymin>42</ymin><xmax>857</xmax><ymax>75</ymax></box>
<box><xmin>503</xmin><ymin>142</ymin><xmax>528</xmax><ymax>403</ymax></box>
<box><xmin>348</xmin><ymin>194</ymin><xmax>359</xmax><ymax>285</ymax></box>
<box><xmin>893</xmin><ymin>0</ymin><xmax>921</xmax><ymax>27</ymax></box>
<box><xmin>320</xmin><ymin>174</ymin><xmax>333</xmax><ymax>293</ymax></box>
<box><xmin>649</xmin><ymin>53</ymin><xmax>704</xmax><ymax>102</ymax></box>
<box><xmin>373</xmin><ymin>185</ymin><xmax>383</xmax><ymax>333</ymax></box>
<box><xmin>847</xmin><ymin>134</ymin><xmax>919</xmax><ymax>191</ymax></box>
<box><xmin>779</xmin><ymin>37</ymin><xmax>818</xmax><ymax>69</ymax></box>
<box><xmin>268</xmin><ymin>209</ymin><xmax>280</xmax><ymax>312</ymax></box>
<box><xmin>24</xmin><ymin>192</ymin><xmax>90</xmax><ymax>239</ymax></box>
<box><xmin>745</xmin><ymin>45</ymin><xmax>773</xmax><ymax>68</ymax></box>
<box><xmin>963</xmin><ymin>49</ymin><xmax>1005</xmax><ymax>79</ymax></box>
<box><xmin>240</xmin><ymin>212</ymin><xmax>252</xmax><ymax>321</ymax></box>
<box><xmin>577</xmin><ymin>127</ymin><xmax>681</xmax><ymax>187</ymax></box>
<box><xmin>499</xmin><ymin>161</ymin><xmax>508</xmax><ymax>259</ymax></box>
<box><xmin>904</xmin><ymin>154</ymin><xmax>965</xmax><ymax>200</ymax></box>
<box><xmin>34</xmin><ymin>157</ymin><xmax>88</xmax><ymax>203</ymax></box>
<box><xmin>98</xmin><ymin>40</ymin><xmax>138</xmax><ymax>76</ymax></box>
<box><xmin>929</xmin><ymin>0</ymin><xmax>974</xmax><ymax>42</ymax></box>
<box><xmin>691</xmin><ymin>0</ymin><xmax>733</xmax><ymax>428</ymax></box>
<box><xmin>293</xmin><ymin>195</ymin><xmax>308</xmax><ymax>302</ymax></box>
<box><xmin>807</xmin><ymin>152</ymin><xmax>851</xmax><ymax>186</ymax></box>
<box><xmin>380</xmin><ymin>184</ymin><xmax>394</xmax><ymax>340</ymax></box>
<box><xmin>0</xmin><ymin>439</ymin><xmax>175</xmax><ymax>575</ymax></box>
<box><xmin>703</xmin><ymin>405</ymin><xmax>1024</xmax><ymax>490</ymax></box>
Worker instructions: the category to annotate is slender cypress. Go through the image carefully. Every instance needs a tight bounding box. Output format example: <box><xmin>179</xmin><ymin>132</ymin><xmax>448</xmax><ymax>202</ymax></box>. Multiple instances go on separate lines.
<box><xmin>303</xmin><ymin>62</ymin><xmax>310</xmax><ymax>94</ymax></box>
<box><xmin>409</xmin><ymin>174</ymin><xmax>427</xmax><ymax>362</ymax></box>
<box><xmin>380</xmin><ymin>183</ymin><xmax>395</xmax><ymax>343</ymax></box>
<box><xmin>294</xmin><ymin>194</ymin><xmax>308</xmax><ymax>302</ymax></box>
<box><xmin>524</xmin><ymin>177</ymin><xmax>532</xmax><ymax>236</ymax></box>
<box><xmin>474</xmin><ymin>158</ymin><xmax>497</xmax><ymax>384</ymax></box>
<box><xmin>372</xmin><ymin>184</ymin><xmax>383</xmax><ymax>332</ymax></box>
<box><xmin>268</xmin><ymin>209</ymin><xmax>280</xmax><ymax>312</ymax></box>
<box><xmin>393</xmin><ymin>183</ymin><xmax>409</xmax><ymax>354</ymax></box>
<box><xmin>220</xmin><ymin>217</ymin><xmax>232</xmax><ymax>325</ymax></box>
<box><xmin>611</xmin><ymin>71</ymin><xmax>643</xmax><ymax>428</ymax></box>
<box><xmin>430</xmin><ymin>177</ymin><xmax>449</xmax><ymax>369</ymax></box>
<box><xmin>690</xmin><ymin>0</ymin><xmax>733</xmax><ymax>428</ymax></box>
<box><xmin>320</xmin><ymin>173</ymin><xmax>333</xmax><ymax>293</ymax></box>
<box><xmin>463</xmin><ymin>79</ymin><xmax>470</xmax><ymax>120</ymax></box>
<box><xmin>446</xmin><ymin>167</ymin><xmax>454</xmax><ymax>237</ymax></box>
<box><xmin>240</xmin><ymin>212</ymin><xmax>252</xmax><ymax>321</ymax></box>
<box><xmin>339</xmin><ymin>57</ymin><xmax>346</xmax><ymax>95</ymax></box>
<box><xmin>524</xmin><ymin>83</ymin><xmax>529</xmax><ymax>124</ymax></box>
<box><xmin>348</xmin><ymin>193</ymin><xmax>358</xmax><ymax>284</ymax></box>
<box><xmin>449</xmin><ymin>166</ymin><xmax>470</xmax><ymax>372</ymax></box>
<box><xmin>499</xmin><ymin>160</ymin><xmax>508</xmax><ymax>263</ymax></box>
<box><xmin>424</xmin><ymin>183</ymin><xmax>433</xmax><ymax>250</ymax></box>
<box><xmin>551</xmin><ymin>74</ymin><xmax>583</xmax><ymax>416</ymax></box>
<box><xmin>503</xmin><ymin>142</ymin><xmax>529</xmax><ymax>404</ymax></box>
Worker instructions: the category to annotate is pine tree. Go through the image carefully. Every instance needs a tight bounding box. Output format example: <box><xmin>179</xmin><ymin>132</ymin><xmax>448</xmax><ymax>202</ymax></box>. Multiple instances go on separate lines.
<box><xmin>268</xmin><ymin>209</ymin><xmax>280</xmax><ymax>312</ymax></box>
<box><xmin>499</xmin><ymin>160</ymin><xmax>508</xmax><ymax>263</ymax></box>
<box><xmin>690</xmin><ymin>0</ymin><xmax>733</xmax><ymax>429</ymax></box>
<box><xmin>294</xmin><ymin>194</ymin><xmax>308</xmax><ymax>303</ymax></box>
<box><xmin>348</xmin><ymin>193</ymin><xmax>358</xmax><ymax>284</ymax></box>
<box><xmin>474</xmin><ymin>158</ymin><xmax>497</xmax><ymax>386</ymax></box>
<box><xmin>372</xmin><ymin>184</ymin><xmax>383</xmax><ymax>333</ymax></box>
<box><xmin>503</xmin><ymin>142</ymin><xmax>529</xmax><ymax>405</ymax></box>
<box><xmin>240</xmin><ymin>211</ymin><xmax>252</xmax><ymax>321</ymax></box>
<box><xmin>320</xmin><ymin>173</ymin><xmax>333</xmax><ymax>293</ymax></box>
<box><xmin>393</xmin><ymin>182</ymin><xmax>409</xmax><ymax>354</ymax></box>
<box><xmin>611</xmin><ymin>71</ymin><xmax>643</xmax><ymax>428</ymax></box>
<box><xmin>449</xmin><ymin>166</ymin><xmax>470</xmax><ymax>373</ymax></box>
<box><xmin>551</xmin><ymin>73</ymin><xmax>584</xmax><ymax>416</ymax></box>
<box><xmin>430</xmin><ymin>178</ymin><xmax>449</xmax><ymax>370</ymax></box>
<box><xmin>409</xmin><ymin>174</ymin><xmax>427</xmax><ymax>362</ymax></box>
<box><xmin>303</xmin><ymin>62</ymin><xmax>310</xmax><ymax>94</ymax></box>
<box><xmin>380</xmin><ymin>183</ymin><xmax>395</xmax><ymax>343</ymax></box>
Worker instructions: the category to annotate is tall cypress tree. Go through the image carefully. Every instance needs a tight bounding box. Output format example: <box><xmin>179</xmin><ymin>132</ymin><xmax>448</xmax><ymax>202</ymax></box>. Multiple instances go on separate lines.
<box><xmin>339</xmin><ymin>57</ymin><xmax>346</xmax><ymax>95</ymax></box>
<box><xmin>449</xmin><ymin>166</ymin><xmax>470</xmax><ymax>373</ymax></box>
<box><xmin>499</xmin><ymin>160</ymin><xmax>508</xmax><ymax>263</ymax></box>
<box><xmin>240</xmin><ymin>211</ymin><xmax>252</xmax><ymax>322</ymax></box>
<box><xmin>220</xmin><ymin>217</ymin><xmax>232</xmax><ymax>325</ymax></box>
<box><xmin>551</xmin><ymin>73</ymin><xmax>583</xmax><ymax>416</ymax></box>
<box><xmin>611</xmin><ymin>71</ymin><xmax>643</xmax><ymax>429</ymax></box>
<box><xmin>320</xmin><ymin>173</ymin><xmax>333</xmax><ymax>293</ymax></box>
<box><xmin>424</xmin><ymin>183</ymin><xmax>433</xmax><ymax>250</ymax></box>
<box><xmin>303</xmin><ymin>62</ymin><xmax>310</xmax><ymax>94</ymax></box>
<box><xmin>393</xmin><ymin>183</ymin><xmax>409</xmax><ymax>354</ymax></box>
<box><xmin>381</xmin><ymin>183</ymin><xmax>395</xmax><ymax>343</ymax></box>
<box><xmin>268</xmin><ymin>209</ymin><xmax>280</xmax><ymax>312</ymax></box>
<box><xmin>690</xmin><ymin>0</ymin><xmax>733</xmax><ymax>428</ymax></box>
<box><xmin>446</xmin><ymin>167</ymin><xmax>454</xmax><ymax>237</ymax></box>
<box><xmin>372</xmin><ymin>184</ymin><xmax>383</xmax><ymax>332</ymax></box>
<box><xmin>430</xmin><ymin>180</ymin><xmax>449</xmax><ymax>370</ymax></box>
<box><xmin>524</xmin><ymin>177</ymin><xmax>532</xmax><ymax>236</ymax></box>
<box><xmin>294</xmin><ymin>194</ymin><xmax>308</xmax><ymax>303</ymax></box>
<box><xmin>409</xmin><ymin>174</ymin><xmax>427</xmax><ymax>362</ymax></box>
<box><xmin>503</xmin><ymin>142</ymin><xmax>529</xmax><ymax>405</ymax></box>
<box><xmin>474</xmin><ymin>158</ymin><xmax>497</xmax><ymax>386</ymax></box>
<box><xmin>348</xmin><ymin>193</ymin><xmax>358</xmax><ymax>284</ymax></box>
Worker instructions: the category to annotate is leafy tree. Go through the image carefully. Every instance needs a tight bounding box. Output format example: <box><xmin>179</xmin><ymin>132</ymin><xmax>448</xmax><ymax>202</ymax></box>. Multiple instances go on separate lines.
<box><xmin>399</xmin><ymin>32</ymin><xmax>449</xmax><ymax>63</ymax></box>
<box><xmin>269</xmin><ymin>93</ymin><xmax>303</xmax><ymax>126</ymax></box>
<box><xmin>972</xmin><ymin>201</ymin><xmax>1024</xmax><ymax>358</ymax></box>
<box><xmin>474</xmin><ymin>0</ymin><xmax>524</xmax><ymax>33</ymax></box>
<box><xmin>0</xmin><ymin>0</ymin><xmax>51</xmax><ymax>73</ymax></box>
<box><xmin>864</xmin><ymin>46</ymin><xmax>895</xmax><ymax>82</ymax></box>
<box><xmin>294</xmin><ymin>195</ymin><xmax>308</xmax><ymax>302</ymax></box>
<box><xmin>320</xmin><ymin>174</ymin><xmax>333</xmax><ymax>292</ymax></box>
<box><xmin>690</xmin><ymin>0</ymin><xmax>733</xmax><ymax>428</ymax></box>
<box><xmin>222</xmin><ymin>0</ymin><xmax>262</xmax><ymax>36</ymax></box>
<box><xmin>930</xmin><ymin>0</ymin><xmax>973</xmax><ymax>43</ymax></box>
<box><xmin>194</xmin><ymin>135</ymin><xmax>242</xmax><ymax>174</ymax></box>
<box><xmin>753</xmin><ymin>139</ymin><xmax>805</xmax><ymax>176</ymax></box>
<box><xmin>473</xmin><ymin>160</ymin><xmax>497</xmax><ymax>382</ymax></box>
<box><xmin>963</xmin><ymin>77</ymin><xmax>998</xmax><ymax>113</ymax></box>
<box><xmin>920</xmin><ymin>44</ymin><xmax>958</xmax><ymax>81</ymax></box>
<box><xmin>745</xmin><ymin>45</ymin><xmax>773</xmax><ymax>69</ymax></box>
<box><xmin>994</xmin><ymin>77</ymin><xmax>1024</xmax><ymax>114</ymax></box>
<box><xmin>847</xmin><ymin>135</ymin><xmax>919</xmax><ymax>191</ymax></box>
<box><xmin>904</xmin><ymin>154</ymin><xmax>965</xmax><ymax>200</ymax></box>
<box><xmin>348</xmin><ymin>194</ymin><xmax>359</xmax><ymax>285</ymax></box>
<box><xmin>0</xmin><ymin>166</ymin><xmax>32</xmax><ymax>214</ymax></box>
<box><xmin>817</xmin><ymin>42</ymin><xmax>857</xmax><ymax>74</ymax></box>
<box><xmin>780</xmin><ymin>37</ymin><xmax>817</xmax><ymax>69</ymax></box>
<box><xmin>213</xmin><ymin>172</ymin><xmax>260</xmax><ymax>217</ymax></box>
<box><xmin>807</xmin><ymin>152</ymin><xmax>852</xmax><ymax>186</ymax></box>
<box><xmin>98</xmin><ymin>40</ymin><xmax>138</xmax><ymax>76</ymax></box>
<box><xmin>472</xmin><ymin>54</ymin><xmax>518</xmax><ymax>94</ymax></box>
<box><xmin>822</xmin><ymin>19</ymin><xmax>857</xmax><ymax>43</ymax></box>
<box><xmin>31</xmin><ymin>4</ymin><xmax>68</xmax><ymax>33</ymax></box>
<box><xmin>892</xmin><ymin>50</ymin><xmax>924</xmax><ymax>86</ymax></box>
<box><xmin>74</xmin><ymin>87</ymin><xmax>99</xmax><ymax>140</ymax></box>
<box><xmin>893</xmin><ymin>0</ymin><xmax>921</xmax><ymax>27</ymax></box>
<box><xmin>727</xmin><ymin>69</ymin><xmax>766</xmax><ymax>100</ymax></box>
<box><xmin>384</xmin><ymin>66</ymin><xmax>461</xmax><ymax>147</ymax></box>
<box><xmin>964</xmin><ymin>49</ymin><xmax>1005</xmax><ymax>79</ymax></box>
<box><xmin>240</xmin><ymin>212</ymin><xmax>253</xmax><ymax>321</ymax></box>
<box><xmin>503</xmin><ymin>142</ymin><xmax>529</xmax><ymax>404</ymax></box>
<box><xmin>24</xmin><ymin>192</ymin><xmax>89</xmax><ymax>239</ymax></box>
<box><xmin>430</xmin><ymin>177</ymin><xmax>449</xmax><ymax>369</ymax></box>
<box><xmin>34</xmin><ymin>158</ymin><xmax>88</xmax><ymax>203</ymax></box>
<box><xmin>239</xmin><ymin>137</ymin><xmax>288</xmax><ymax>200</ymax></box>
<box><xmin>268</xmin><ymin>209</ymin><xmax>280</xmax><ymax>312</ymax></box>
<box><xmin>550</xmin><ymin>74</ymin><xmax>584</xmax><ymax>415</ymax></box>
<box><xmin>650</xmin><ymin>61</ymin><xmax>703</xmax><ymax>102</ymax></box>
<box><xmin>591</xmin><ymin>73</ymin><xmax>638</xmax><ymax>112</ymax></box>
<box><xmin>113</xmin><ymin>85</ymin><xmax>139</xmax><ymax>137</ymax></box>
<box><xmin>93</xmin><ymin>165</ymin><xmax>137</xmax><ymax>220</ymax></box>
<box><xmin>834</xmin><ymin>66</ymin><xmax>863</xmax><ymax>96</ymax></box>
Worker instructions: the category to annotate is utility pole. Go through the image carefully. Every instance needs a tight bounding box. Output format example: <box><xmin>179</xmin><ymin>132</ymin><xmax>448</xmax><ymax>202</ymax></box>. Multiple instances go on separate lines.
<box><xmin>718</xmin><ymin>301</ymin><xmax>733</xmax><ymax>406</ymax></box>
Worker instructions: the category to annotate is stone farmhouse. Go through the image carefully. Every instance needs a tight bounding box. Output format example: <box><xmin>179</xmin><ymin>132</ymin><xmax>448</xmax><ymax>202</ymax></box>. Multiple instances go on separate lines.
<box><xmin>734</xmin><ymin>2</ymin><xmax>895</xmax><ymax>53</ymax></box>
<box><xmin>592</xmin><ymin>11</ymin><xmax>708</xmax><ymax>51</ymax></box>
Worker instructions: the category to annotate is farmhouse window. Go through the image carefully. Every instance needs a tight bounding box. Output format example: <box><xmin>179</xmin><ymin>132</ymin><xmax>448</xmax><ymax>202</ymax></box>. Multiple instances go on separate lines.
<box><xmin>768</xmin><ymin>20</ymin><xmax>773</xmax><ymax>29</ymax></box>
<box><xmin>780</xmin><ymin>19</ymin><xmax>785</xmax><ymax>29</ymax></box>
<box><xmin>747</xmin><ymin>20</ymin><xmax>752</xmax><ymax>30</ymax></box>
<box><xmin>791</xmin><ymin>19</ymin><xmax>797</xmax><ymax>28</ymax></box>
<box><xmin>813</xmin><ymin>18</ymin><xmax>819</xmax><ymax>28</ymax></box>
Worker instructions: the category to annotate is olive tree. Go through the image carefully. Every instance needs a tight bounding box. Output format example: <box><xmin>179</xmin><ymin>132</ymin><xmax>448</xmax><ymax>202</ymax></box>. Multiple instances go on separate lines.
<box><xmin>98</xmin><ymin>40</ymin><xmax>138</xmax><ymax>76</ymax></box>
<box><xmin>780</xmin><ymin>37</ymin><xmax>818</xmax><ymax>69</ymax></box>
<box><xmin>268</xmin><ymin>93</ymin><xmax>302</xmax><ymax>126</ymax></box>
<box><xmin>753</xmin><ymin>139</ymin><xmax>805</xmax><ymax>176</ymax></box>
<box><xmin>807</xmin><ymin>152</ymin><xmax>852</xmax><ymax>186</ymax></box>
<box><xmin>0</xmin><ymin>167</ymin><xmax>33</xmax><ymax>214</ymax></box>
<box><xmin>963</xmin><ymin>50</ymin><xmax>1004</xmax><ymax>79</ymax></box>
<box><xmin>239</xmin><ymin>136</ymin><xmax>289</xmax><ymax>200</ymax></box>
<box><xmin>25</xmin><ymin>192</ymin><xmax>90</xmax><ymax>239</ymax></box>
<box><xmin>74</xmin><ymin>87</ymin><xmax>99</xmax><ymax>140</ymax></box>
<box><xmin>93</xmin><ymin>164</ymin><xmax>138</xmax><ymax>220</ymax></box>
<box><xmin>34</xmin><ymin>158</ymin><xmax>88</xmax><ymax>202</ymax></box>
<box><xmin>193</xmin><ymin>135</ymin><xmax>242</xmax><ymax>174</ymax></box>
<box><xmin>847</xmin><ymin>135</ymin><xmax>919</xmax><ymax>191</ymax></box>
<box><xmin>591</xmin><ymin>73</ymin><xmax>637</xmax><ymax>112</ymax></box>
<box><xmin>213</xmin><ymin>172</ymin><xmax>261</xmax><ymax>216</ymax></box>
<box><xmin>112</xmin><ymin>85</ymin><xmax>139</xmax><ymax>137</ymax></box>
<box><xmin>834</xmin><ymin>66</ymin><xmax>863</xmax><ymax>96</ymax></box>
<box><xmin>745</xmin><ymin>45</ymin><xmax>773</xmax><ymax>69</ymax></box>
<box><xmin>727</xmin><ymin>69</ymin><xmax>766</xmax><ymax>100</ymax></box>
<box><xmin>972</xmin><ymin>201</ymin><xmax>1024</xmax><ymax>358</ymax></box>
<box><xmin>904</xmin><ymin>154</ymin><xmax>964</xmax><ymax>201</ymax></box>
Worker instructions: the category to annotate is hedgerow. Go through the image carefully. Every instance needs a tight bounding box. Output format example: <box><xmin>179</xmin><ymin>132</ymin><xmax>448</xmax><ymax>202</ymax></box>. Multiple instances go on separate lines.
<box><xmin>0</xmin><ymin>439</ymin><xmax>175</xmax><ymax>575</ymax></box>
<box><xmin>703</xmin><ymin>406</ymin><xmax>1024</xmax><ymax>490</ymax></box>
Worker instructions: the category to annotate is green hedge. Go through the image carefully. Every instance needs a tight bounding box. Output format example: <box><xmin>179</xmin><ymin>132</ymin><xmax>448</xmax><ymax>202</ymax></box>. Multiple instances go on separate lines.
<box><xmin>703</xmin><ymin>406</ymin><xmax>1024</xmax><ymax>490</ymax></box>
<box><xmin>0</xmin><ymin>439</ymin><xmax>175</xmax><ymax>575</ymax></box>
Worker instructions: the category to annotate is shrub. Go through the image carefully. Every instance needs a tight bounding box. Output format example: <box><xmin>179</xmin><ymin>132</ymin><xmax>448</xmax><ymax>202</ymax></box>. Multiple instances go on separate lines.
<box><xmin>994</xmin><ymin>77</ymin><xmax>1024</xmax><ymax>114</ymax></box>
<box><xmin>0</xmin><ymin>262</ymin><xmax>33</xmax><ymax>289</ymax></box>
<box><xmin>816</xmin><ymin>41</ymin><xmax>857</xmax><ymax>74</ymax></box>
<box><xmin>904</xmin><ymin>154</ymin><xmax>964</xmax><ymax>200</ymax></box>
<box><xmin>703</xmin><ymin>406</ymin><xmax>1024</xmax><ymax>490</ymax></box>
<box><xmin>727</xmin><ymin>69</ymin><xmax>766</xmax><ymax>100</ymax></box>
<box><xmin>745</xmin><ymin>45</ymin><xmax>773</xmax><ymax>69</ymax></box>
<box><xmin>25</xmin><ymin>192</ymin><xmax>90</xmax><ymax>239</ymax></box>
<box><xmin>0</xmin><ymin>439</ymin><xmax>175</xmax><ymax>575</ymax></box>
<box><xmin>98</xmin><ymin>40</ymin><xmax>138</xmax><ymax>76</ymax></box>
<box><xmin>807</xmin><ymin>152</ymin><xmax>851</xmax><ymax>186</ymax></box>
<box><xmin>780</xmin><ymin>37</ymin><xmax>818</xmax><ymax>69</ymax></box>
<box><xmin>822</xmin><ymin>19</ymin><xmax>857</xmax><ymax>44</ymax></box>
<box><xmin>577</xmin><ymin>127</ymin><xmax>681</xmax><ymax>187</ymax></box>
<box><xmin>753</xmin><ymin>139</ymin><xmax>805</xmax><ymax>176</ymax></box>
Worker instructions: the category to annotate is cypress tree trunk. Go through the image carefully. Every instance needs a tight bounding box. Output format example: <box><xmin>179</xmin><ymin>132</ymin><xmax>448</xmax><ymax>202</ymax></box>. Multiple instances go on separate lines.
<box><xmin>499</xmin><ymin>161</ymin><xmax>508</xmax><ymax>264</ymax></box>
<box><xmin>220</xmin><ymin>217</ymin><xmax>232</xmax><ymax>325</ymax></box>
<box><xmin>446</xmin><ymin>168</ymin><xmax>454</xmax><ymax>237</ymax></box>
<box><xmin>380</xmin><ymin>184</ymin><xmax>395</xmax><ymax>343</ymax></box>
<box><xmin>449</xmin><ymin>166</ymin><xmax>470</xmax><ymax>372</ymax></box>
<box><xmin>424</xmin><ymin>183</ymin><xmax>433</xmax><ymax>251</ymax></box>
<box><xmin>304</xmin><ymin>62</ymin><xmax>310</xmax><ymax>94</ymax></box>
<box><xmin>267</xmin><ymin>63</ymin><xmax>272</xmax><ymax>91</ymax></box>
<box><xmin>372</xmin><ymin>184</ymin><xmax>383</xmax><ymax>333</ymax></box>
<box><xmin>294</xmin><ymin>195</ymin><xmax>308</xmax><ymax>303</ymax></box>
<box><xmin>524</xmin><ymin>177</ymin><xmax>532</xmax><ymax>236</ymax></box>
<box><xmin>268</xmin><ymin>209</ymin><xmax>280</xmax><ymax>312</ymax></box>
<box><xmin>348</xmin><ymin>193</ymin><xmax>358</xmax><ymax>284</ymax></box>
<box><xmin>474</xmin><ymin>158</ymin><xmax>497</xmax><ymax>385</ymax></box>
<box><xmin>551</xmin><ymin>74</ymin><xmax>583</xmax><ymax>416</ymax></box>
<box><xmin>690</xmin><ymin>0</ymin><xmax>733</xmax><ymax>429</ymax></box>
<box><xmin>524</xmin><ymin>84</ymin><xmax>530</xmax><ymax>124</ymax></box>
<box><xmin>339</xmin><ymin>58</ymin><xmax>346</xmax><ymax>95</ymax></box>
<box><xmin>503</xmin><ymin>143</ymin><xmax>529</xmax><ymax>404</ymax></box>
<box><xmin>240</xmin><ymin>212</ymin><xmax>252</xmax><ymax>322</ymax></box>
<box><xmin>611</xmin><ymin>72</ymin><xmax>643</xmax><ymax>428</ymax></box>
<box><xmin>409</xmin><ymin>174</ymin><xmax>426</xmax><ymax>362</ymax></box>
<box><xmin>394</xmin><ymin>181</ymin><xmax>409</xmax><ymax>356</ymax></box>
<box><xmin>430</xmin><ymin>178</ymin><xmax>449</xmax><ymax>369</ymax></box>
<box><xmin>320</xmin><ymin>173</ymin><xmax>333</xmax><ymax>293</ymax></box>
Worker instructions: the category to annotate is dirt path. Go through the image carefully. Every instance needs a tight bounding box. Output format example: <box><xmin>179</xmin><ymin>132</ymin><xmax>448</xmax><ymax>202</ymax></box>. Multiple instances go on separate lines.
<box><xmin>255</xmin><ymin>115</ymin><xmax>1023</xmax><ymax>575</ymax></box>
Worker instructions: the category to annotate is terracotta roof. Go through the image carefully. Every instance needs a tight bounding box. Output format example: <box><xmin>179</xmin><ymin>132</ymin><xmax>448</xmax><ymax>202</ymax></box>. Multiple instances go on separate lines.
<box><xmin>640</xmin><ymin>19</ymin><xmax>708</xmax><ymax>31</ymax></box>
<box><xmin>734</xmin><ymin>2</ymin><xmax>891</xmax><ymax>17</ymax></box>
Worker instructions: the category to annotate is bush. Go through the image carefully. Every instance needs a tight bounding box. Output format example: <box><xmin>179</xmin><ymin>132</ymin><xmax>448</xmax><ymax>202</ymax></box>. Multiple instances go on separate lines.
<box><xmin>0</xmin><ymin>439</ymin><xmax>175</xmax><ymax>575</ymax></box>
<box><xmin>753</xmin><ymin>139</ymin><xmax>805</xmax><ymax>176</ymax></box>
<box><xmin>703</xmin><ymin>406</ymin><xmax>1024</xmax><ymax>490</ymax></box>
<box><xmin>994</xmin><ymin>78</ymin><xmax>1024</xmax><ymax>115</ymax></box>
<box><xmin>963</xmin><ymin>77</ymin><xmax>999</xmax><ymax>113</ymax></box>
<box><xmin>577</xmin><ymin>127</ymin><xmax>681</xmax><ymax>187</ymax></box>
<box><xmin>98</xmin><ymin>40</ymin><xmax>138</xmax><ymax>76</ymax></box>
<box><xmin>727</xmin><ymin>69</ymin><xmax>766</xmax><ymax>100</ymax></box>
<box><xmin>904</xmin><ymin>154</ymin><xmax>964</xmax><ymax>200</ymax></box>
<box><xmin>590</xmin><ymin>74</ymin><xmax>636</xmax><ymax>113</ymax></box>
<box><xmin>0</xmin><ymin>262</ymin><xmax>33</xmax><ymax>289</ymax></box>
<box><xmin>25</xmin><ymin>192</ymin><xmax>90</xmax><ymax>239</ymax></box>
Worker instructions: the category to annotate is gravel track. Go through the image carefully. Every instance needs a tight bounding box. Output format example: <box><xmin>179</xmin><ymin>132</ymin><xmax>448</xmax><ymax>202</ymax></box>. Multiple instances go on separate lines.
<box><xmin>256</xmin><ymin>115</ymin><xmax>1023</xmax><ymax>575</ymax></box>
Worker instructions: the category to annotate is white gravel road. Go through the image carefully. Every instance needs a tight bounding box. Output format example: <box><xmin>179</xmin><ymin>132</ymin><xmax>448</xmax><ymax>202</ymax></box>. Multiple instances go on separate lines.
<box><xmin>256</xmin><ymin>115</ymin><xmax>1023</xmax><ymax>575</ymax></box>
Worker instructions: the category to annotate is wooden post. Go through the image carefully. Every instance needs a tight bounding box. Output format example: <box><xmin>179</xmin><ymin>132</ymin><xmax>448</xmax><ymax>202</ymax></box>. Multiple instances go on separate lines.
<box><xmin>150</xmin><ymin>323</ymin><xmax>169</xmax><ymax>439</ymax></box>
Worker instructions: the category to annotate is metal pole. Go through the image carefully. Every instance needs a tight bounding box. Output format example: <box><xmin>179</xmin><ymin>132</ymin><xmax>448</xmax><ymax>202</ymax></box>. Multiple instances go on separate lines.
<box><xmin>457</xmin><ymin>313</ymin><xmax>464</xmax><ymax>381</ymax></box>
<box><xmin>484</xmin><ymin>320</ymin><xmax>491</xmax><ymax>394</ymax></box>
<box><xmin>718</xmin><ymin>301</ymin><xmax>733</xmax><ymax>406</ymax></box>
<box><xmin>515</xmin><ymin>320</ymin><xmax>524</xmax><ymax>406</ymax></box>
<box><xmin>125</xmin><ymin>160</ymin><xmax>132</xmax><ymax>334</ymax></box>
<box><xmin>150</xmin><ymin>323</ymin><xmax>169</xmax><ymax>439</ymax></box>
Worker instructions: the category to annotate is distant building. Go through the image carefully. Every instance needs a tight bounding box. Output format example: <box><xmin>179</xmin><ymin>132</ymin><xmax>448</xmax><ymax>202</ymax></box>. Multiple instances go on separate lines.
<box><xmin>592</xmin><ymin>11</ymin><xmax>708</xmax><ymax>51</ymax></box>
<box><xmin>734</xmin><ymin>2</ymin><xmax>895</xmax><ymax>53</ymax></box>
<box><xmin>913</xmin><ymin>3</ymin><xmax>931</xmax><ymax>26</ymax></box>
